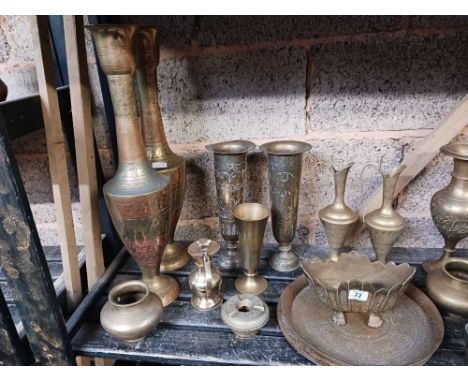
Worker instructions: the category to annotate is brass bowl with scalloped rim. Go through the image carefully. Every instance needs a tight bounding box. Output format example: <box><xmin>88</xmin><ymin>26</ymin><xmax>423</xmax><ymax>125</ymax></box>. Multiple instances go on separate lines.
<box><xmin>301</xmin><ymin>251</ymin><xmax>415</xmax><ymax>328</ymax></box>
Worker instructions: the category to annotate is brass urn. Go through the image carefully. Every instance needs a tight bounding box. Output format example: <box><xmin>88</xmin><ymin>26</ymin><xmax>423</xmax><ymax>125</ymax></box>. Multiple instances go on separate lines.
<box><xmin>187</xmin><ymin>238</ymin><xmax>223</xmax><ymax>312</ymax></box>
<box><xmin>135</xmin><ymin>27</ymin><xmax>189</xmax><ymax>272</ymax></box>
<box><xmin>364</xmin><ymin>164</ymin><xmax>406</xmax><ymax>263</ymax></box>
<box><xmin>318</xmin><ymin>163</ymin><xmax>357</xmax><ymax>261</ymax></box>
<box><xmin>100</xmin><ymin>280</ymin><xmax>163</xmax><ymax>342</ymax></box>
<box><xmin>88</xmin><ymin>24</ymin><xmax>179</xmax><ymax>307</ymax></box>
<box><xmin>423</xmin><ymin>141</ymin><xmax>468</xmax><ymax>273</ymax></box>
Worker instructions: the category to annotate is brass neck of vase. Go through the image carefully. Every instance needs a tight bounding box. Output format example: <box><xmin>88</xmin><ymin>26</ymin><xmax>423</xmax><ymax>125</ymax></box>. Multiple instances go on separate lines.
<box><xmin>449</xmin><ymin>159</ymin><xmax>468</xmax><ymax>195</ymax></box>
<box><xmin>380</xmin><ymin>165</ymin><xmax>405</xmax><ymax>215</ymax></box>
<box><xmin>332</xmin><ymin>165</ymin><xmax>352</xmax><ymax>209</ymax></box>
<box><xmin>135</xmin><ymin>27</ymin><xmax>173</xmax><ymax>160</ymax></box>
<box><xmin>87</xmin><ymin>24</ymin><xmax>147</xmax><ymax>166</ymax></box>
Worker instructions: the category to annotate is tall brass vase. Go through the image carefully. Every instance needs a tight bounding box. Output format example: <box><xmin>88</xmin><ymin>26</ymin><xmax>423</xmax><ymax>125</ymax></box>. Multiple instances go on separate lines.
<box><xmin>364</xmin><ymin>164</ymin><xmax>406</xmax><ymax>263</ymax></box>
<box><xmin>135</xmin><ymin>27</ymin><xmax>189</xmax><ymax>272</ymax></box>
<box><xmin>423</xmin><ymin>141</ymin><xmax>468</xmax><ymax>273</ymax></box>
<box><xmin>318</xmin><ymin>163</ymin><xmax>357</xmax><ymax>261</ymax></box>
<box><xmin>260</xmin><ymin>140</ymin><xmax>311</xmax><ymax>272</ymax></box>
<box><xmin>88</xmin><ymin>24</ymin><xmax>179</xmax><ymax>307</ymax></box>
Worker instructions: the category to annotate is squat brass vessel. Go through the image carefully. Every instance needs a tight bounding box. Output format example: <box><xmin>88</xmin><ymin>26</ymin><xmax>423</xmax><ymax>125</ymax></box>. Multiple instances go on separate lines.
<box><xmin>260</xmin><ymin>140</ymin><xmax>311</xmax><ymax>272</ymax></box>
<box><xmin>425</xmin><ymin>257</ymin><xmax>468</xmax><ymax>317</ymax></box>
<box><xmin>100</xmin><ymin>280</ymin><xmax>163</xmax><ymax>342</ymax></box>
<box><xmin>136</xmin><ymin>27</ymin><xmax>189</xmax><ymax>272</ymax></box>
<box><xmin>88</xmin><ymin>24</ymin><xmax>179</xmax><ymax>307</ymax></box>
<box><xmin>318</xmin><ymin>163</ymin><xmax>357</xmax><ymax>261</ymax></box>
<box><xmin>187</xmin><ymin>238</ymin><xmax>223</xmax><ymax>312</ymax></box>
<box><xmin>364</xmin><ymin>163</ymin><xmax>406</xmax><ymax>262</ymax></box>
<box><xmin>206</xmin><ymin>140</ymin><xmax>255</xmax><ymax>269</ymax></box>
<box><xmin>233</xmin><ymin>203</ymin><xmax>269</xmax><ymax>295</ymax></box>
<box><xmin>424</xmin><ymin>141</ymin><xmax>468</xmax><ymax>273</ymax></box>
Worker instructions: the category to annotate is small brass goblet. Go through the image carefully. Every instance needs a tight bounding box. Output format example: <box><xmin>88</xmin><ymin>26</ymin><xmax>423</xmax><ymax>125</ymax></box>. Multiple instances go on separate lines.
<box><xmin>233</xmin><ymin>203</ymin><xmax>269</xmax><ymax>295</ymax></box>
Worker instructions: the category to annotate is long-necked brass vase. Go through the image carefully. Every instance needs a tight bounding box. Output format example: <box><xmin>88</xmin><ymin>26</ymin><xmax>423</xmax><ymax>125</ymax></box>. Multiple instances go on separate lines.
<box><xmin>88</xmin><ymin>24</ymin><xmax>179</xmax><ymax>307</ymax></box>
<box><xmin>364</xmin><ymin>164</ymin><xmax>406</xmax><ymax>263</ymax></box>
<box><xmin>206</xmin><ymin>140</ymin><xmax>255</xmax><ymax>269</ymax></box>
<box><xmin>260</xmin><ymin>141</ymin><xmax>311</xmax><ymax>272</ymax></box>
<box><xmin>423</xmin><ymin>141</ymin><xmax>468</xmax><ymax>273</ymax></box>
<box><xmin>135</xmin><ymin>27</ymin><xmax>189</xmax><ymax>272</ymax></box>
<box><xmin>233</xmin><ymin>203</ymin><xmax>270</xmax><ymax>295</ymax></box>
<box><xmin>318</xmin><ymin>163</ymin><xmax>357</xmax><ymax>261</ymax></box>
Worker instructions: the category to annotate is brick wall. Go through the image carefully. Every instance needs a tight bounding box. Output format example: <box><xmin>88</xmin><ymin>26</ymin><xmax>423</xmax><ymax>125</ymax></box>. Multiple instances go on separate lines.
<box><xmin>2</xmin><ymin>15</ymin><xmax>468</xmax><ymax>253</ymax></box>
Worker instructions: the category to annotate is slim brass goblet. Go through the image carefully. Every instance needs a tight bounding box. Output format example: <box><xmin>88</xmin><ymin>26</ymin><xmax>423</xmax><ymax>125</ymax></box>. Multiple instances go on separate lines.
<box><xmin>233</xmin><ymin>203</ymin><xmax>269</xmax><ymax>295</ymax></box>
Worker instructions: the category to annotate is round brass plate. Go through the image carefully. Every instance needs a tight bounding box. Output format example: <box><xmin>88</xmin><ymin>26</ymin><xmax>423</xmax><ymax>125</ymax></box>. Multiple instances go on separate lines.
<box><xmin>277</xmin><ymin>276</ymin><xmax>444</xmax><ymax>365</ymax></box>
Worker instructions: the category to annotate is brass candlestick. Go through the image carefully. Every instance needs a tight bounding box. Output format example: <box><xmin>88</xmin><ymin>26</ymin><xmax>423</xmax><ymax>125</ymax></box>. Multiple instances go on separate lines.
<box><xmin>88</xmin><ymin>24</ymin><xmax>179</xmax><ymax>307</ymax></box>
<box><xmin>233</xmin><ymin>203</ymin><xmax>269</xmax><ymax>295</ymax></box>
<box><xmin>206</xmin><ymin>140</ymin><xmax>255</xmax><ymax>269</ymax></box>
<box><xmin>260</xmin><ymin>140</ymin><xmax>311</xmax><ymax>272</ymax></box>
<box><xmin>135</xmin><ymin>27</ymin><xmax>189</xmax><ymax>272</ymax></box>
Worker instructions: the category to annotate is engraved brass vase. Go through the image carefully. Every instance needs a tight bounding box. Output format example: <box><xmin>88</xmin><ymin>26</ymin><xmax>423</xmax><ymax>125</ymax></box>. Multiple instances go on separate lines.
<box><xmin>100</xmin><ymin>280</ymin><xmax>163</xmax><ymax>342</ymax></box>
<box><xmin>318</xmin><ymin>163</ymin><xmax>357</xmax><ymax>261</ymax></box>
<box><xmin>260</xmin><ymin>140</ymin><xmax>311</xmax><ymax>272</ymax></box>
<box><xmin>423</xmin><ymin>141</ymin><xmax>468</xmax><ymax>273</ymax></box>
<box><xmin>88</xmin><ymin>24</ymin><xmax>179</xmax><ymax>307</ymax></box>
<box><xmin>364</xmin><ymin>164</ymin><xmax>406</xmax><ymax>263</ymax></box>
<box><xmin>135</xmin><ymin>27</ymin><xmax>189</xmax><ymax>272</ymax></box>
<box><xmin>206</xmin><ymin>140</ymin><xmax>255</xmax><ymax>269</ymax></box>
<box><xmin>425</xmin><ymin>257</ymin><xmax>468</xmax><ymax>317</ymax></box>
<box><xmin>233</xmin><ymin>203</ymin><xmax>269</xmax><ymax>295</ymax></box>
<box><xmin>187</xmin><ymin>238</ymin><xmax>223</xmax><ymax>312</ymax></box>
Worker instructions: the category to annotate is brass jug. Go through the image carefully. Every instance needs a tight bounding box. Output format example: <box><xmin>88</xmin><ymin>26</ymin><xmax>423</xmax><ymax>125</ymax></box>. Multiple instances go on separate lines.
<box><xmin>364</xmin><ymin>163</ymin><xmax>406</xmax><ymax>263</ymax></box>
<box><xmin>319</xmin><ymin>163</ymin><xmax>357</xmax><ymax>261</ymax></box>
<box><xmin>423</xmin><ymin>141</ymin><xmax>468</xmax><ymax>273</ymax></box>
<box><xmin>187</xmin><ymin>239</ymin><xmax>223</xmax><ymax>312</ymax></box>
<box><xmin>135</xmin><ymin>28</ymin><xmax>189</xmax><ymax>272</ymax></box>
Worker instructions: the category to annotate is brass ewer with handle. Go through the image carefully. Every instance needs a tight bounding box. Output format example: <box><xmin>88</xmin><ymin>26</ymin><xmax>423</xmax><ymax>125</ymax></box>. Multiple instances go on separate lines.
<box><xmin>88</xmin><ymin>24</ymin><xmax>179</xmax><ymax>307</ymax></box>
<box><xmin>206</xmin><ymin>140</ymin><xmax>255</xmax><ymax>269</ymax></box>
<box><xmin>423</xmin><ymin>141</ymin><xmax>468</xmax><ymax>273</ymax></box>
<box><xmin>135</xmin><ymin>27</ymin><xmax>189</xmax><ymax>272</ymax></box>
<box><xmin>363</xmin><ymin>162</ymin><xmax>406</xmax><ymax>263</ymax></box>
<box><xmin>260</xmin><ymin>140</ymin><xmax>311</xmax><ymax>272</ymax></box>
<box><xmin>318</xmin><ymin>162</ymin><xmax>357</xmax><ymax>261</ymax></box>
<box><xmin>187</xmin><ymin>238</ymin><xmax>223</xmax><ymax>312</ymax></box>
<box><xmin>233</xmin><ymin>202</ymin><xmax>270</xmax><ymax>295</ymax></box>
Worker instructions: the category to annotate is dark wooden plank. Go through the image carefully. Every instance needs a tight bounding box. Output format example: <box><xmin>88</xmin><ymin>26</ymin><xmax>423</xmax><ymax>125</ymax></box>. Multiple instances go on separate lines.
<box><xmin>72</xmin><ymin>323</ymin><xmax>312</xmax><ymax>365</ymax></box>
<box><xmin>426</xmin><ymin>349</ymin><xmax>465</xmax><ymax>366</ymax></box>
<box><xmin>1</xmin><ymin>262</ymin><xmax>65</xmax><ymax>282</ymax></box>
<box><xmin>0</xmin><ymin>87</ymin><xmax>70</xmax><ymax>140</ymax></box>
<box><xmin>0</xmin><ymin>95</ymin><xmax>74</xmax><ymax>365</ymax></box>
<box><xmin>0</xmin><ymin>287</ymin><xmax>27</xmax><ymax>364</ymax></box>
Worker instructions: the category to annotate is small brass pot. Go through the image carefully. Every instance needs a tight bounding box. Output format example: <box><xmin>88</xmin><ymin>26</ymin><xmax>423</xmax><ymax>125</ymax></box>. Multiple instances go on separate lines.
<box><xmin>426</xmin><ymin>257</ymin><xmax>468</xmax><ymax>317</ymax></box>
<box><xmin>100</xmin><ymin>280</ymin><xmax>163</xmax><ymax>342</ymax></box>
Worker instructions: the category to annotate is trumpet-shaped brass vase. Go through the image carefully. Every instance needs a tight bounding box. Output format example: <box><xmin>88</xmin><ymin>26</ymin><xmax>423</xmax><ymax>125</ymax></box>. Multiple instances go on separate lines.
<box><xmin>136</xmin><ymin>27</ymin><xmax>189</xmax><ymax>272</ymax></box>
<box><xmin>423</xmin><ymin>142</ymin><xmax>468</xmax><ymax>273</ymax></box>
<box><xmin>187</xmin><ymin>239</ymin><xmax>223</xmax><ymax>312</ymax></box>
<box><xmin>206</xmin><ymin>140</ymin><xmax>255</xmax><ymax>269</ymax></box>
<box><xmin>318</xmin><ymin>163</ymin><xmax>357</xmax><ymax>261</ymax></box>
<box><xmin>88</xmin><ymin>24</ymin><xmax>179</xmax><ymax>307</ymax></box>
<box><xmin>260</xmin><ymin>140</ymin><xmax>311</xmax><ymax>272</ymax></box>
<box><xmin>365</xmin><ymin>164</ymin><xmax>406</xmax><ymax>263</ymax></box>
<box><xmin>233</xmin><ymin>203</ymin><xmax>269</xmax><ymax>295</ymax></box>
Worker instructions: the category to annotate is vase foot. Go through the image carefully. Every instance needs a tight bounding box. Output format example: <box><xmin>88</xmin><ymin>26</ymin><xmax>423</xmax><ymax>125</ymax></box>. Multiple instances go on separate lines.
<box><xmin>423</xmin><ymin>257</ymin><xmax>445</xmax><ymax>274</ymax></box>
<box><xmin>269</xmin><ymin>248</ymin><xmax>299</xmax><ymax>272</ymax></box>
<box><xmin>234</xmin><ymin>274</ymin><xmax>268</xmax><ymax>295</ymax></box>
<box><xmin>217</xmin><ymin>246</ymin><xmax>241</xmax><ymax>270</ymax></box>
<box><xmin>143</xmin><ymin>274</ymin><xmax>180</xmax><ymax>307</ymax></box>
<box><xmin>160</xmin><ymin>242</ymin><xmax>191</xmax><ymax>272</ymax></box>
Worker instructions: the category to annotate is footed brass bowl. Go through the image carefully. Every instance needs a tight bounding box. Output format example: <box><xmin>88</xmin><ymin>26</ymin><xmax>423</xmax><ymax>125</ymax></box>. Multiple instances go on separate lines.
<box><xmin>301</xmin><ymin>251</ymin><xmax>415</xmax><ymax>328</ymax></box>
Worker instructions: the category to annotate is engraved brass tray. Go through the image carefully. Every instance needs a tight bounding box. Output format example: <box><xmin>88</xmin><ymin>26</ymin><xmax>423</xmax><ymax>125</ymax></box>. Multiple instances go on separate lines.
<box><xmin>277</xmin><ymin>275</ymin><xmax>444</xmax><ymax>365</ymax></box>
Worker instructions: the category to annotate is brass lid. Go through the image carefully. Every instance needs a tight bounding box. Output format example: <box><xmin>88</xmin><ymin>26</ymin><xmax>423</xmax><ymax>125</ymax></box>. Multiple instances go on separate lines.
<box><xmin>441</xmin><ymin>141</ymin><xmax>468</xmax><ymax>160</ymax></box>
<box><xmin>187</xmin><ymin>238</ymin><xmax>220</xmax><ymax>260</ymax></box>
